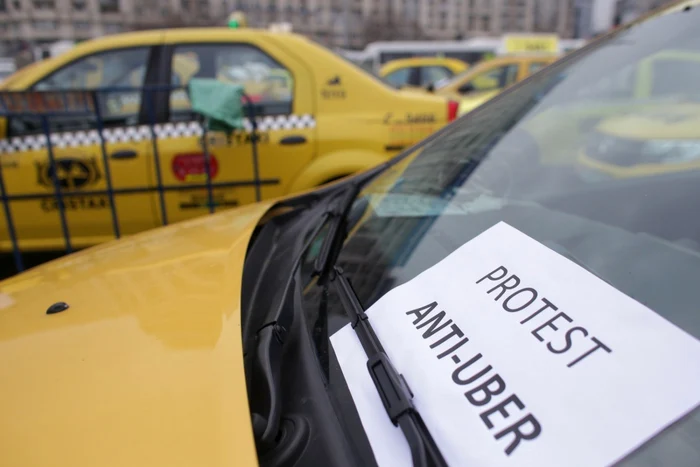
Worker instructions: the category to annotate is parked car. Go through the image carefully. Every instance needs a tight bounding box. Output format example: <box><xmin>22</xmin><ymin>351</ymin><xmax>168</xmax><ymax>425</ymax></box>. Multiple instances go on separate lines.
<box><xmin>431</xmin><ymin>53</ymin><xmax>559</xmax><ymax>115</ymax></box>
<box><xmin>0</xmin><ymin>27</ymin><xmax>458</xmax><ymax>252</ymax></box>
<box><xmin>379</xmin><ymin>57</ymin><xmax>469</xmax><ymax>88</ymax></box>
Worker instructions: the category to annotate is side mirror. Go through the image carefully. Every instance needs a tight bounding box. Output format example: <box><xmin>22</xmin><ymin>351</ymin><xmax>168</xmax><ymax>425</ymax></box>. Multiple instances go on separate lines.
<box><xmin>425</xmin><ymin>83</ymin><xmax>435</xmax><ymax>92</ymax></box>
<box><xmin>458</xmin><ymin>82</ymin><xmax>476</xmax><ymax>94</ymax></box>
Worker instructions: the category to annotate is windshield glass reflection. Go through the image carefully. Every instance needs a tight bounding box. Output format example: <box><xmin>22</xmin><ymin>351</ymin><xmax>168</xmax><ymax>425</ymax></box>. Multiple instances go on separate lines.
<box><xmin>304</xmin><ymin>6</ymin><xmax>700</xmax><ymax>466</ymax></box>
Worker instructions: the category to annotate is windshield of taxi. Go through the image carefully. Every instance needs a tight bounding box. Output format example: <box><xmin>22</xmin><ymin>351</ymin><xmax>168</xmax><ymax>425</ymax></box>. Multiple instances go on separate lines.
<box><xmin>433</xmin><ymin>56</ymin><xmax>498</xmax><ymax>91</ymax></box>
<box><xmin>433</xmin><ymin>64</ymin><xmax>472</xmax><ymax>91</ymax></box>
<box><xmin>304</xmin><ymin>4</ymin><xmax>700</xmax><ymax>465</ymax></box>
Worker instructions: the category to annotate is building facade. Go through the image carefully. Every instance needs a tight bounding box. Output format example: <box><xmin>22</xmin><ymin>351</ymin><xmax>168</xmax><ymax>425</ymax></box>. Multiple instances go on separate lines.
<box><xmin>613</xmin><ymin>0</ymin><xmax>674</xmax><ymax>24</ymax></box>
<box><xmin>0</xmin><ymin>0</ymin><xmax>136</xmax><ymax>58</ymax></box>
<box><xmin>572</xmin><ymin>0</ymin><xmax>676</xmax><ymax>40</ymax></box>
<box><xmin>0</xmin><ymin>0</ymin><xmax>581</xmax><ymax>59</ymax></box>
<box><xmin>234</xmin><ymin>0</ymin><xmax>577</xmax><ymax>47</ymax></box>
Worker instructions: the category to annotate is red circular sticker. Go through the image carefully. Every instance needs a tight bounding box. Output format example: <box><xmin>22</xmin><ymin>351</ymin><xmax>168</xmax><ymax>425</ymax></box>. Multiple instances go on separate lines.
<box><xmin>244</xmin><ymin>94</ymin><xmax>264</xmax><ymax>103</ymax></box>
<box><xmin>172</xmin><ymin>153</ymin><xmax>219</xmax><ymax>182</ymax></box>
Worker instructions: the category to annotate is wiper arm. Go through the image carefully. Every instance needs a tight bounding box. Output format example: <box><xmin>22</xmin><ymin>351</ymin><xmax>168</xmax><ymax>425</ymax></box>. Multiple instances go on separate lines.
<box><xmin>310</xmin><ymin>185</ymin><xmax>447</xmax><ymax>465</ymax></box>
<box><xmin>331</xmin><ymin>266</ymin><xmax>448</xmax><ymax>467</ymax></box>
<box><xmin>249</xmin><ymin>213</ymin><xmax>329</xmax><ymax>450</ymax></box>
<box><xmin>249</xmin><ymin>180</ymin><xmax>365</xmax><ymax>451</ymax></box>
<box><xmin>313</xmin><ymin>181</ymin><xmax>365</xmax><ymax>286</ymax></box>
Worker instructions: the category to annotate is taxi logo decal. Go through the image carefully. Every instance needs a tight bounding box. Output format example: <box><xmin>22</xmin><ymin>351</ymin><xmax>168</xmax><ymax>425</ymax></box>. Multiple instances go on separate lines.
<box><xmin>322</xmin><ymin>75</ymin><xmax>346</xmax><ymax>99</ymax></box>
<box><xmin>172</xmin><ymin>153</ymin><xmax>219</xmax><ymax>182</ymax></box>
<box><xmin>0</xmin><ymin>115</ymin><xmax>316</xmax><ymax>152</ymax></box>
<box><xmin>383</xmin><ymin>112</ymin><xmax>436</xmax><ymax>125</ymax></box>
<box><xmin>36</xmin><ymin>157</ymin><xmax>101</xmax><ymax>189</ymax></box>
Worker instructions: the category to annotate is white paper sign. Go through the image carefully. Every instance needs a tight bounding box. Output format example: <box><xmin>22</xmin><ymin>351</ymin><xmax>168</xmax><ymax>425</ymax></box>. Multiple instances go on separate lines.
<box><xmin>330</xmin><ymin>222</ymin><xmax>700</xmax><ymax>467</ymax></box>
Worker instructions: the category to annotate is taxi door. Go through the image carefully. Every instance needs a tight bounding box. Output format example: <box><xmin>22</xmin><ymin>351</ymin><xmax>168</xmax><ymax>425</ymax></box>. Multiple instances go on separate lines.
<box><xmin>156</xmin><ymin>33</ymin><xmax>316</xmax><ymax>223</ymax></box>
<box><xmin>0</xmin><ymin>46</ymin><xmax>160</xmax><ymax>251</ymax></box>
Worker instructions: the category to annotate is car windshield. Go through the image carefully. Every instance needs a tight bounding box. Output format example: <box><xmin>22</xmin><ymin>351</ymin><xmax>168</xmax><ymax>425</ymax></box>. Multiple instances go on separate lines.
<box><xmin>433</xmin><ymin>65</ymin><xmax>471</xmax><ymax>90</ymax></box>
<box><xmin>433</xmin><ymin>56</ymin><xmax>498</xmax><ymax>91</ymax></box>
<box><xmin>303</xmin><ymin>4</ymin><xmax>700</xmax><ymax>465</ymax></box>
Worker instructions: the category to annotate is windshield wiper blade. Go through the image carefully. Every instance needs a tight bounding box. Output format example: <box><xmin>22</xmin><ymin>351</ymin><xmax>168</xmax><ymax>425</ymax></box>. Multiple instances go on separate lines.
<box><xmin>331</xmin><ymin>266</ymin><xmax>448</xmax><ymax>467</ymax></box>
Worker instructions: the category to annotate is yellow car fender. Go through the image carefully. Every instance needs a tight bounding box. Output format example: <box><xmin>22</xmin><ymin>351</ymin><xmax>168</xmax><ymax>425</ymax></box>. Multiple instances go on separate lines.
<box><xmin>287</xmin><ymin>150</ymin><xmax>387</xmax><ymax>192</ymax></box>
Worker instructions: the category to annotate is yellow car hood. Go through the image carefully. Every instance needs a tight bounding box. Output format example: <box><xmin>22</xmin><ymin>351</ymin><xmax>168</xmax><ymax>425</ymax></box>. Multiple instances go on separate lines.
<box><xmin>0</xmin><ymin>201</ymin><xmax>274</xmax><ymax>467</ymax></box>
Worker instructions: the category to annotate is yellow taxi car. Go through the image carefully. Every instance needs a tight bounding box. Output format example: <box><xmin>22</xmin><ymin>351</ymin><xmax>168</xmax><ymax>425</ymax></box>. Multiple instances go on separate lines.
<box><xmin>0</xmin><ymin>27</ymin><xmax>458</xmax><ymax>252</ymax></box>
<box><xmin>431</xmin><ymin>54</ymin><xmax>559</xmax><ymax>115</ymax></box>
<box><xmin>379</xmin><ymin>57</ymin><xmax>469</xmax><ymax>89</ymax></box>
<box><xmin>6</xmin><ymin>2</ymin><xmax>700</xmax><ymax>467</ymax></box>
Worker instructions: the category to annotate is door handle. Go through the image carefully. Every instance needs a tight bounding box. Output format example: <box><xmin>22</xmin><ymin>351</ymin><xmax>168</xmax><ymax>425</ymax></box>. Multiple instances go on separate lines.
<box><xmin>279</xmin><ymin>135</ymin><xmax>307</xmax><ymax>145</ymax></box>
<box><xmin>110</xmin><ymin>150</ymin><xmax>138</xmax><ymax>160</ymax></box>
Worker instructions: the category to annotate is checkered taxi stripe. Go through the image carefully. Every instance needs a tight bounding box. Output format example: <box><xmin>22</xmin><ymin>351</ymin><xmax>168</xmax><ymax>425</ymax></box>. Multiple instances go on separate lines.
<box><xmin>0</xmin><ymin>114</ymin><xmax>316</xmax><ymax>153</ymax></box>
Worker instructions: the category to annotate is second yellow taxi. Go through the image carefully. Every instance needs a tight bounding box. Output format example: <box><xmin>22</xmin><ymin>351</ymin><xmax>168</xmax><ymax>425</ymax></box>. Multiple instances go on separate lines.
<box><xmin>433</xmin><ymin>54</ymin><xmax>559</xmax><ymax>115</ymax></box>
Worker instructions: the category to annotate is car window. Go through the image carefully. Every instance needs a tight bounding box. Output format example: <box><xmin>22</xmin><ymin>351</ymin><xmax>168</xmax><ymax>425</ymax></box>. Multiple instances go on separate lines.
<box><xmin>34</xmin><ymin>48</ymin><xmax>149</xmax><ymax>90</ymax></box>
<box><xmin>9</xmin><ymin>47</ymin><xmax>150</xmax><ymax>136</ymax></box>
<box><xmin>420</xmin><ymin>66</ymin><xmax>453</xmax><ymax>87</ymax></box>
<box><xmin>384</xmin><ymin>67</ymin><xmax>413</xmax><ymax>88</ymax></box>
<box><xmin>168</xmin><ymin>43</ymin><xmax>294</xmax><ymax>121</ymax></box>
<box><xmin>463</xmin><ymin>64</ymin><xmax>519</xmax><ymax>93</ymax></box>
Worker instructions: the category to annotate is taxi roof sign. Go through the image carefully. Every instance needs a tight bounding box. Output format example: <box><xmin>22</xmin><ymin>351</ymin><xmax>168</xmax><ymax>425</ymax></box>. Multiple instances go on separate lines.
<box><xmin>501</xmin><ymin>34</ymin><xmax>560</xmax><ymax>55</ymax></box>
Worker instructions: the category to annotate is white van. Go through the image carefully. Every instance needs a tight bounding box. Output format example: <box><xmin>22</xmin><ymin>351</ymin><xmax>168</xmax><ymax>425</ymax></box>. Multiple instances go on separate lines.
<box><xmin>0</xmin><ymin>58</ymin><xmax>16</xmax><ymax>83</ymax></box>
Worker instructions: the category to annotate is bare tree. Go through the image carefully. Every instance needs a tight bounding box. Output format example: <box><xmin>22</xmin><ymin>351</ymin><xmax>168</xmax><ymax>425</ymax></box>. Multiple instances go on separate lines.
<box><xmin>361</xmin><ymin>0</ymin><xmax>430</xmax><ymax>43</ymax></box>
<box><xmin>533</xmin><ymin>0</ymin><xmax>559</xmax><ymax>33</ymax></box>
<box><xmin>361</xmin><ymin>15</ymin><xmax>427</xmax><ymax>44</ymax></box>
<box><xmin>361</xmin><ymin>16</ymin><xmax>397</xmax><ymax>43</ymax></box>
<box><xmin>132</xmin><ymin>0</ymin><xmax>214</xmax><ymax>30</ymax></box>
